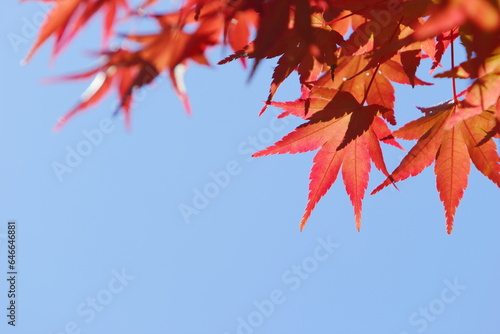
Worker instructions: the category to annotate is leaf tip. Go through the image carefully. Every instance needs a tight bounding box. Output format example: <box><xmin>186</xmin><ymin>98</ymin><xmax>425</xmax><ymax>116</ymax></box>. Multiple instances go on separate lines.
<box><xmin>52</xmin><ymin>123</ymin><xmax>63</xmax><ymax>133</ymax></box>
<box><xmin>446</xmin><ymin>224</ymin><xmax>453</xmax><ymax>234</ymax></box>
<box><xmin>354</xmin><ymin>202</ymin><xmax>363</xmax><ymax>231</ymax></box>
<box><xmin>299</xmin><ymin>214</ymin><xmax>310</xmax><ymax>231</ymax></box>
<box><xmin>259</xmin><ymin>103</ymin><xmax>269</xmax><ymax>116</ymax></box>
<box><xmin>446</xmin><ymin>216</ymin><xmax>454</xmax><ymax>234</ymax></box>
<box><xmin>370</xmin><ymin>181</ymin><xmax>387</xmax><ymax>195</ymax></box>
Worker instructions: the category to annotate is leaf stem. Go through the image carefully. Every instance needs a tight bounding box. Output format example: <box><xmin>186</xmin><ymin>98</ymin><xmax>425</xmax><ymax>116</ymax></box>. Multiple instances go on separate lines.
<box><xmin>361</xmin><ymin>16</ymin><xmax>404</xmax><ymax>105</ymax></box>
<box><xmin>450</xmin><ymin>28</ymin><xmax>458</xmax><ymax>103</ymax></box>
<box><xmin>361</xmin><ymin>64</ymin><xmax>382</xmax><ymax>105</ymax></box>
<box><xmin>325</xmin><ymin>0</ymin><xmax>386</xmax><ymax>25</ymax></box>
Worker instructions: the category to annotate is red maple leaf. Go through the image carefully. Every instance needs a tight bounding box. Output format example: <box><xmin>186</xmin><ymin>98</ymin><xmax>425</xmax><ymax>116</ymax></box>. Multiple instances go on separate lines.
<box><xmin>20</xmin><ymin>0</ymin><xmax>500</xmax><ymax>233</ymax></box>
<box><xmin>414</xmin><ymin>0</ymin><xmax>500</xmax><ymax>41</ymax></box>
<box><xmin>53</xmin><ymin>13</ymin><xmax>222</xmax><ymax>129</ymax></box>
<box><xmin>315</xmin><ymin>54</ymin><xmax>432</xmax><ymax>125</ymax></box>
<box><xmin>435</xmin><ymin>46</ymin><xmax>500</xmax><ymax>128</ymax></box>
<box><xmin>372</xmin><ymin>100</ymin><xmax>500</xmax><ymax>233</ymax></box>
<box><xmin>50</xmin><ymin>49</ymin><xmax>157</xmax><ymax>130</ymax></box>
<box><xmin>22</xmin><ymin>0</ymin><xmax>131</xmax><ymax>63</ymax></box>
<box><xmin>253</xmin><ymin>88</ymin><xmax>401</xmax><ymax>230</ymax></box>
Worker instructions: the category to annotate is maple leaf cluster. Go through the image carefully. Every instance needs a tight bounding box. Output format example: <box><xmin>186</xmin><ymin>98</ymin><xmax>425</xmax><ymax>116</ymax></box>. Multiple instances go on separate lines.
<box><xmin>23</xmin><ymin>0</ymin><xmax>500</xmax><ymax>233</ymax></box>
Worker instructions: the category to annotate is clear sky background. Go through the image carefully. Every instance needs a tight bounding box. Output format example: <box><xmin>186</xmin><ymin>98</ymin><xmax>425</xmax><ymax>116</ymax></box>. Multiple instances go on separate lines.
<box><xmin>1</xmin><ymin>1</ymin><xmax>499</xmax><ymax>334</ymax></box>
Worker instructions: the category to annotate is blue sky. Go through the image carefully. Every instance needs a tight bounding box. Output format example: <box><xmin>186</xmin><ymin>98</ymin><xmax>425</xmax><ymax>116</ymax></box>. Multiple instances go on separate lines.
<box><xmin>1</xmin><ymin>1</ymin><xmax>499</xmax><ymax>334</ymax></box>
